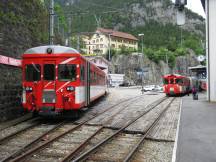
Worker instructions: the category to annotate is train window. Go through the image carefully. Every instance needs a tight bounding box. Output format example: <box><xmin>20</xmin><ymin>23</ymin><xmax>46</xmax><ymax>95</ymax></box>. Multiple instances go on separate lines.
<box><xmin>44</xmin><ymin>64</ymin><xmax>55</xmax><ymax>80</ymax></box>
<box><xmin>58</xmin><ymin>64</ymin><xmax>76</xmax><ymax>81</ymax></box>
<box><xmin>25</xmin><ymin>64</ymin><xmax>41</xmax><ymax>81</ymax></box>
<box><xmin>163</xmin><ymin>78</ymin><xmax>168</xmax><ymax>84</ymax></box>
<box><xmin>90</xmin><ymin>70</ymin><xmax>93</xmax><ymax>83</ymax></box>
<box><xmin>94</xmin><ymin>72</ymin><xmax>97</xmax><ymax>82</ymax></box>
<box><xmin>176</xmin><ymin>79</ymin><xmax>183</xmax><ymax>84</ymax></box>
<box><xmin>80</xmin><ymin>66</ymin><xmax>85</xmax><ymax>81</ymax></box>
<box><xmin>170</xmin><ymin>78</ymin><xmax>174</xmax><ymax>84</ymax></box>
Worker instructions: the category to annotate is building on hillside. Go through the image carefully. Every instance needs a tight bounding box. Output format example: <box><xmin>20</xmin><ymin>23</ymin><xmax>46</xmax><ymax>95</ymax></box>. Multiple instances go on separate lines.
<box><xmin>86</xmin><ymin>56</ymin><xmax>110</xmax><ymax>75</ymax></box>
<box><xmin>82</xmin><ymin>28</ymin><xmax>138</xmax><ymax>55</ymax></box>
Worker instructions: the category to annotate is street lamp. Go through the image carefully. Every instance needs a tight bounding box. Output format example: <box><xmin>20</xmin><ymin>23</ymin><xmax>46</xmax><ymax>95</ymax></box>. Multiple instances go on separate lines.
<box><xmin>138</xmin><ymin>33</ymin><xmax>144</xmax><ymax>94</ymax></box>
<box><xmin>107</xmin><ymin>33</ymin><xmax>112</xmax><ymax>61</ymax></box>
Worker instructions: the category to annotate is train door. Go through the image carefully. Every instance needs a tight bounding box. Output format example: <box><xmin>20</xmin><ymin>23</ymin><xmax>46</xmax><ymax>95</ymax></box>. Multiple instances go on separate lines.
<box><xmin>85</xmin><ymin>61</ymin><xmax>90</xmax><ymax>106</ymax></box>
<box><xmin>42</xmin><ymin>61</ymin><xmax>56</xmax><ymax>104</ymax></box>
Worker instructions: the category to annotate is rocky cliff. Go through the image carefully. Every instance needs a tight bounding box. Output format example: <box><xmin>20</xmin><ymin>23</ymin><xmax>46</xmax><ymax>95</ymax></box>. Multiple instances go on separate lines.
<box><xmin>112</xmin><ymin>49</ymin><xmax>200</xmax><ymax>84</ymax></box>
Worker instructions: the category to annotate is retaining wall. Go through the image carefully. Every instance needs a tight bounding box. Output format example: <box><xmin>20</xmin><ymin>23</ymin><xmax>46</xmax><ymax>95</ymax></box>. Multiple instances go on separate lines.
<box><xmin>0</xmin><ymin>64</ymin><xmax>25</xmax><ymax>122</ymax></box>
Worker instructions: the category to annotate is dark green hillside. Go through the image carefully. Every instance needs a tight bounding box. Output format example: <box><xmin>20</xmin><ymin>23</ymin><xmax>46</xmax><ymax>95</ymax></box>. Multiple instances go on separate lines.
<box><xmin>0</xmin><ymin>0</ymin><xmax>48</xmax><ymax>58</ymax></box>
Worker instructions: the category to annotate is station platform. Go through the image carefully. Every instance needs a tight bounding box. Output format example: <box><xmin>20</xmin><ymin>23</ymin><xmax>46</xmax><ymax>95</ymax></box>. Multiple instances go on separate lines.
<box><xmin>175</xmin><ymin>93</ymin><xmax>216</xmax><ymax>162</ymax></box>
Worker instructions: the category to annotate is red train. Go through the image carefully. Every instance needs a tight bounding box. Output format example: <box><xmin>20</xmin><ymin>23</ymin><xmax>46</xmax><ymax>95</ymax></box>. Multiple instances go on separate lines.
<box><xmin>163</xmin><ymin>74</ymin><xmax>191</xmax><ymax>96</ymax></box>
<box><xmin>22</xmin><ymin>45</ymin><xmax>107</xmax><ymax>116</ymax></box>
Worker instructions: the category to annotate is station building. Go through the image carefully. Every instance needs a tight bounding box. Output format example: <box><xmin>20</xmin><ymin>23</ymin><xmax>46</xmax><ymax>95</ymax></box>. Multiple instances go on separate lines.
<box><xmin>108</xmin><ymin>74</ymin><xmax>125</xmax><ymax>87</ymax></box>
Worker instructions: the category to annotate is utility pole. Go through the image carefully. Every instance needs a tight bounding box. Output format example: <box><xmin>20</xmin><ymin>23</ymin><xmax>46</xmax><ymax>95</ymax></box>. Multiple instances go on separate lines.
<box><xmin>138</xmin><ymin>33</ymin><xmax>144</xmax><ymax>94</ymax></box>
<box><xmin>94</xmin><ymin>15</ymin><xmax>101</xmax><ymax>28</ymax></box>
<box><xmin>180</xmin><ymin>27</ymin><xmax>183</xmax><ymax>47</ymax></box>
<box><xmin>68</xmin><ymin>16</ymin><xmax>72</xmax><ymax>47</ymax></box>
<box><xmin>166</xmin><ymin>53</ymin><xmax>168</xmax><ymax>65</ymax></box>
<box><xmin>49</xmin><ymin>0</ymin><xmax>54</xmax><ymax>45</ymax></box>
<box><xmin>77</xmin><ymin>34</ymin><xmax>80</xmax><ymax>51</ymax></box>
<box><xmin>108</xmin><ymin>33</ymin><xmax>111</xmax><ymax>61</ymax></box>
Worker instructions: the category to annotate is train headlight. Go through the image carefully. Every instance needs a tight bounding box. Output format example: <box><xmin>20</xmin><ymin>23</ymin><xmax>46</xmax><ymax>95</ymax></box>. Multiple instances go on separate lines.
<box><xmin>66</xmin><ymin>86</ymin><xmax>75</xmax><ymax>91</ymax></box>
<box><xmin>25</xmin><ymin>87</ymin><xmax>33</xmax><ymax>92</ymax></box>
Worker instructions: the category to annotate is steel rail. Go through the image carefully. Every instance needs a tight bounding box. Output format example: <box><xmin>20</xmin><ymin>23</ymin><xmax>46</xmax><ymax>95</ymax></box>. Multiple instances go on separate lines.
<box><xmin>10</xmin><ymin>95</ymin><xmax>142</xmax><ymax>162</ymax></box>
<box><xmin>0</xmin><ymin>121</ymin><xmax>41</xmax><ymax>144</ymax></box>
<box><xmin>72</xmin><ymin>97</ymin><xmax>168</xmax><ymax>162</ymax></box>
<box><xmin>0</xmin><ymin>114</ymin><xmax>33</xmax><ymax>131</ymax></box>
<box><xmin>60</xmin><ymin>96</ymin><xmax>151</xmax><ymax>162</ymax></box>
<box><xmin>61</xmin><ymin>127</ymin><xmax>104</xmax><ymax>162</ymax></box>
<box><xmin>123</xmin><ymin>97</ymin><xmax>176</xmax><ymax>162</ymax></box>
<box><xmin>1</xmin><ymin>121</ymin><xmax>65</xmax><ymax>162</ymax></box>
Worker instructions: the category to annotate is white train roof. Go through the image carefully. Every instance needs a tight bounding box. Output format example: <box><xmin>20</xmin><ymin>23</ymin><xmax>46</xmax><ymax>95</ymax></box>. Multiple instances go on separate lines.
<box><xmin>24</xmin><ymin>45</ymin><xmax>80</xmax><ymax>54</ymax></box>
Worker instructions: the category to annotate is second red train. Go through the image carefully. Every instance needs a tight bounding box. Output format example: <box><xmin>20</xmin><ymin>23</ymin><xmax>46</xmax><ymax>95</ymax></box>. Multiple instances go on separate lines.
<box><xmin>163</xmin><ymin>74</ymin><xmax>199</xmax><ymax>96</ymax></box>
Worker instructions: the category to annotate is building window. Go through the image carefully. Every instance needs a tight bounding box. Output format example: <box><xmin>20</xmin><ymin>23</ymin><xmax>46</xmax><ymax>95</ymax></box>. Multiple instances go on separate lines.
<box><xmin>100</xmin><ymin>38</ymin><xmax>103</xmax><ymax>42</ymax></box>
<box><xmin>112</xmin><ymin>44</ymin><xmax>115</xmax><ymax>48</ymax></box>
<box><xmin>100</xmin><ymin>44</ymin><xmax>103</xmax><ymax>48</ymax></box>
<box><xmin>93</xmin><ymin>40</ymin><xmax>95</xmax><ymax>43</ymax></box>
<box><xmin>96</xmin><ymin>39</ymin><xmax>99</xmax><ymax>43</ymax></box>
<box><xmin>96</xmin><ymin>44</ymin><xmax>99</xmax><ymax>48</ymax></box>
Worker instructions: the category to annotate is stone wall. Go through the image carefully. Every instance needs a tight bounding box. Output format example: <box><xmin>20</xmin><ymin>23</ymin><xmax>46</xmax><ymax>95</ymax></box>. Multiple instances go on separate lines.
<box><xmin>0</xmin><ymin>1</ymin><xmax>48</xmax><ymax>121</ymax></box>
<box><xmin>111</xmin><ymin>50</ymin><xmax>200</xmax><ymax>85</ymax></box>
<box><xmin>111</xmin><ymin>53</ymin><xmax>170</xmax><ymax>85</ymax></box>
<box><xmin>0</xmin><ymin>64</ymin><xmax>23</xmax><ymax>122</ymax></box>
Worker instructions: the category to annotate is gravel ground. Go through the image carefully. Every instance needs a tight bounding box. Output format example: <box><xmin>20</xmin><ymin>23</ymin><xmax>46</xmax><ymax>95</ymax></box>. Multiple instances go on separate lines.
<box><xmin>131</xmin><ymin>140</ymin><xmax>174</xmax><ymax>162</ymax></box>
<box><xmin>147</xmin><ymin>97</ymin><xmax>181</xmax><ymax>141</ymax></box>
<box><xmin>0</xmin><ymin>118</ymin><xmax>38</xmax><ymax>140</ymax></box>
<box><xmin>125</xmin><ymin>97</ymin><xmax>174</xmax><ymax>133</ymax></box>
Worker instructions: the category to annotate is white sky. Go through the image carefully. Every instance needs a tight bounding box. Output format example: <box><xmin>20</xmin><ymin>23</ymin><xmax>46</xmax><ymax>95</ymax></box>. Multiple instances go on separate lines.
<box><xmin>172</xmin><ymin>0</ymin><xmax>206</xmax><ymax>18</ymax></box>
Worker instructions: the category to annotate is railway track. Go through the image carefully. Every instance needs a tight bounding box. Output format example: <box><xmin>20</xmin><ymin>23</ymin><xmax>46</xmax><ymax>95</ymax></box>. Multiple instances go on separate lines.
<box><xmin>0</xmin><ymin>114</ymin><xmax>33</xmax><ymax>131</ymax></box>
<box><xmin>0</xmin><ymin>95</ymin><xmax>142</xmax><ymax>162</ymax></box>
<box><xmin>0</xmin><ymin>117</ymin><xmax>40</xmax><ymax>142</ymax></box>
<box><xmin>8</xmin><ymin>96</ymin><xmax>173</xmax><ymax>162</ymax></box>
<box><xmin>71</xmin><ymin>97</ymin><xmax>174</xmax><ymax>162</ymax></box>
<box><xmin>0</xmin><ymin>121</ymin><xmax>64</xmax><ymax>162</ymax></box>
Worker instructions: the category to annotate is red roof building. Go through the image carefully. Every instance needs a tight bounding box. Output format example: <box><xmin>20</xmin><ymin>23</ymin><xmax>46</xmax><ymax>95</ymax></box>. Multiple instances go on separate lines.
<box><xmin>82</xmin><ymin>28</ymin><xmax>138</xmax><ymax>55</ymax></box>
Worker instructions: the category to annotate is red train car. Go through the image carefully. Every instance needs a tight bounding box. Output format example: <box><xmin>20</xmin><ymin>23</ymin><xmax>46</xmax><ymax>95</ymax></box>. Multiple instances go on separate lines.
<box><xmin>22</xmin><ymin>45</ymin><xmax>107</xmax><ymax>116</ymax></box>
<box><xmin>163</xmin><ymin>74</ymin><xmax>191</xmax><ymax>96</ymax></box>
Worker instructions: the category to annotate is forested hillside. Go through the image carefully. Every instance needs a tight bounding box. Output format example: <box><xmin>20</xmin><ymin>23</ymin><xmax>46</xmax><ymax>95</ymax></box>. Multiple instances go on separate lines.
<box><xmin>52</xmin><ymin>0</ymin><xmax>205</xmax><ymax>67</ymax></box>
<box><xmin>0</xmin><ymin>0</ymin><xmax>48</xmax><ymax>58</ymax></box>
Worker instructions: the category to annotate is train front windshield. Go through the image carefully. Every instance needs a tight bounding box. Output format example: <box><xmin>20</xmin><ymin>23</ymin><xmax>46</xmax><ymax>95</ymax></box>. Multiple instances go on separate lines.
<box><xmin>44</xmin><ymin>64</ymin><xmax>55</xmax><ymax>81</ymax></box>
<box><xmin>25</xmin><ymin>64</ymin><xmax>41</xmax><ymax>81</ymax></box>
<box><xmin>58</xmin><ymin>64</ymin><xmax>76</xmax><ymax>81</ymax></box>
<box><xmin>163</xmin><ymin>78</ymin><xmax>169</xmax><ymax>84</ymax></box>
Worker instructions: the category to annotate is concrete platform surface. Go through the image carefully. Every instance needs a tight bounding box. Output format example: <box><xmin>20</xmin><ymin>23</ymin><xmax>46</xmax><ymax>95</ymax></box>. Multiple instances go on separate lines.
<box><xmin>176</xmin><ymin>93</ymin><xmax>216</xmax><ymax>162</ymax></box>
